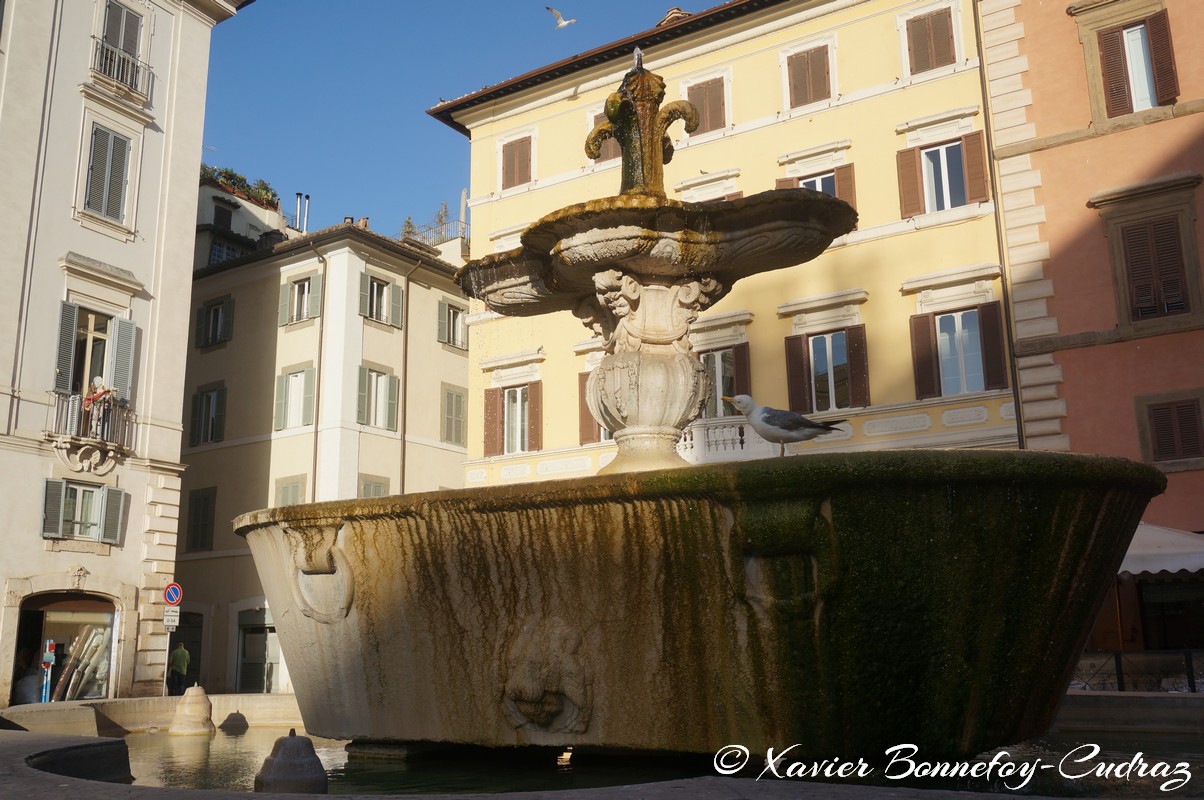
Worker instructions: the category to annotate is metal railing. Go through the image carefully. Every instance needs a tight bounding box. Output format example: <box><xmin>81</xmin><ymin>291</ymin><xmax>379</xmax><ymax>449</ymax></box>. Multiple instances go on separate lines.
<box><xmin>1071</xmin><ymin>650</ymin><xmax>1201</xmax><ymax>693</ymax></box>
<box><xmin>49</xmin><ymin>392</ymin><xmax>136</xmax><ymax>451</ymax></box>
<box><xmin>407</xmin><ymin>219</ymin><xmax>469</xmax><ymax>248</ymax></box>
<box><xmin>91</xmin><ymin>37</ymin><xmax>151</xmax><ymax>96</ymax></box>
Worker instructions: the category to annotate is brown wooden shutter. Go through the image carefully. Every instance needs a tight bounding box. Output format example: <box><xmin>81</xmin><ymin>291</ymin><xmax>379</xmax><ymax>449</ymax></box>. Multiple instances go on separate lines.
<box><xmin>788</xmin><ymin>46</ymin><xmax>830</xmax><ymax>108</ymax></box>
<box><xmin>907</xmin><ymin>13</ymin><xmax>932</xmax><ymax>74</ymax></box>
<box><xmin>527</xmin><ymin>380</ymin><xmax>542</xmax><ymax>452</ymax></box>
<box><xmin>961</xmin><ymin>130</ymin><xmax>989</xmax><ymax>204</ymax></box>
<box><xmin>502</xmin><ymin>137</ymin><xmax>531</xmax><ymax>189</ymax></box>
<box><xmin>1149</xmin><ymin>399</ymin><xmax>1203</xmax><ymax>461</ymax></box>
<box><xmin>776</xmin><ymin>177</ymin><xmax>799</xmax><ymax>190</ymax></box>
<box><xmin>846</xmin><ymin>324</ymin><xmax>870</xmax><ymax>407</ymax></box>
<box><xmin>1123</xmin><ymin>222</ymin><xmax>1157</xmax><ymax>318</ymax></box>
<box><xmin>931</xmin><ymin>7</ymin><xmax>956</xmax><ymax>70</ymax></box>
<box><xmin>897</xmin><ymin>147</ymin><xmax>925</xmax><ymax>218</ymax></box>
<box><xmin>908</xmin><ymin>8</ymin><xmax>956</xmax><ymax>74</ymax></box>
<box><xmin>1122</xmin><ymin>217</ymin><xmax>1187</xmax><ymax>319</ymax></box>
<box><xmin>1099</xmin><ymin>26</ymin><xmax>1132</xmax><ymax>118</ymax></box>
<box><xmin>910</xmin><ymin>313</ymin><xmax>941</xmax><ymax>400</ymax></box>
<box><xmin>579</xmin><ymin>372</ymin><xmax>599</xmax><ymax>445</ymax></box>
<box><xmin>1147</xmin><ymin>9</ymin><xmax>1179</xmax><ymax>106</ymax></box>
<box><xmin>731</xmin><ymin>342</ymin><xmax>752</xmax><ymax>397</ymax></box>
<box><xmin>689</xmin><ymin>78</ymin><xmax>725</xmax><ymax>133</ymax></box>
<box><xmin>834</xmin><ymin>163</ymin><xmax>857</xmax><ymax>210</ymax></box>
<box><xmin>1152</xmin><ymin>216</ymin><xmax>1188</xmax><ymax>314</ymax></box>
<box><xmin>977</xmin><ymin>302</ymin><xmax>1009</xmax><ymax>391</ymax></box>
<box><xmin>785</xmin><ymin>334</ymin><xmax>812</xmax><ymax>413</ymax></box>
<box><xmin>592</xmin><ymin>112</ymin><xmax>621</xmax><ymax>161</ymax></box>
<box><xmin>483</xmin><ymin>387</ymin><xmax>503</xmax><ymax>456</ymax></box>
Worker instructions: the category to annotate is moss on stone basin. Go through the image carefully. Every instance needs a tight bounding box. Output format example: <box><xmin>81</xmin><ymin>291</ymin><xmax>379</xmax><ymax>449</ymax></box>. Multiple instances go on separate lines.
<box><xmin>236</xmin><ymin>450</ymin><xmax>1164</xmax><ymax>760</ymax></box>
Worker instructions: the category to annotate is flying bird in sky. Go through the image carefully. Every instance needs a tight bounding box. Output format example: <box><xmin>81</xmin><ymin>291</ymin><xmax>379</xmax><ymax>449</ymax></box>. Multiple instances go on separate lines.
<box><xmin>546</xmin><ymin>6</ymin><xmax>577</xmax><ymax>29</ymax></box>
<box><xmin>723</xmin><ymin>394</ymin><xmax>846</xmax><ymax>456</ymax></box>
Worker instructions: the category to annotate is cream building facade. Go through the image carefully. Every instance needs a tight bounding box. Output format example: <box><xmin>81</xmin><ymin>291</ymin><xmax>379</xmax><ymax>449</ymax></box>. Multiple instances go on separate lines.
<box><xmin>176</xmin><ymin>214</ymin><xmax>468</xmax><ymax>693</ymax></box>
<box><xmin>0</xmin><ymin>0</ymin><xmax>245</xmax><ymax>707</ymax></box>
<box><xmin>431</xmin><ymin>0</ymin><xmax>1019</xmax><ymax>485</ymax></box>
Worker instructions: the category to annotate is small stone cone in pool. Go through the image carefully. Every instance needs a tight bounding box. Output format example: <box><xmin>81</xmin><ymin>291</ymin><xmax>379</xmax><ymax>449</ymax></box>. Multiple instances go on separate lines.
<box><xmin>254</xmin><ymin>728</ymin><xmax>328</xmax><ymax>794</ymax></box>
<box><xmin>168</xmin><ymin>685</ymin><xmax>215</xmax><ymax>736</ymax></box>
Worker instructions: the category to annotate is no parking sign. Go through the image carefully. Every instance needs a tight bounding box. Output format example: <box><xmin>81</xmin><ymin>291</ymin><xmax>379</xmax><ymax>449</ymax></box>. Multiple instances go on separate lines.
<box><xmin>164</xmin><ymin>582</ymin><xmax>182</xmax><ymax>606</ymax></box>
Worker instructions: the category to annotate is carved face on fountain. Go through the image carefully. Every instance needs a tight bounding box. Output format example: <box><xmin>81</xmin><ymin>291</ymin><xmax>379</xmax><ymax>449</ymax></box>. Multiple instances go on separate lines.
<box><xmin>457</xmin><ymin>53</ymin><xmax>857</xmax><ymax>473</ymax></box>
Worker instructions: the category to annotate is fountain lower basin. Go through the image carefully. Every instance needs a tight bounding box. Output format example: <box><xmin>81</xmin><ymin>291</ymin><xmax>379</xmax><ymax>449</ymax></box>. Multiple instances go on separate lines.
<box><xmin>236</xmin><ymin>450</ymin><xmax>1164</xmax><ymax>760</ymax></box>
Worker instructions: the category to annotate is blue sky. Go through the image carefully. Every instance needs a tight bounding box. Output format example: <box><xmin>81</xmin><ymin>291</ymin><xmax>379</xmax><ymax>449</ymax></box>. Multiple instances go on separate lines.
<box><xmin>202</xmin><ymin>1</ymin><xmax>702</xmax><ymax>236</ymax></box>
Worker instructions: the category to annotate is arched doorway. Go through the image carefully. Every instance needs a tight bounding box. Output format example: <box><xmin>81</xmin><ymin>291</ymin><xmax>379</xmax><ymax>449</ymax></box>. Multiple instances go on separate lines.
<box><xmin>10</xmin><ymin>593</ymin><xmax>117</xmax><ymax>705</ymax></box>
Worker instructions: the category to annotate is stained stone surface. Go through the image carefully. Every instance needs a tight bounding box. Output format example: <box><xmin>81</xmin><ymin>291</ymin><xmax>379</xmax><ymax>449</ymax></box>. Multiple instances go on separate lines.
<box><xmin>236</xmin><ymin>450</ymin><xmax>1164</xmax><ymax>760</ymax></box>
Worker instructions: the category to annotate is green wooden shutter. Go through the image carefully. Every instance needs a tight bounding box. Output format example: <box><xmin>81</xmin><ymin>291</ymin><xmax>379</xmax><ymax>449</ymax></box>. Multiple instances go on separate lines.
<box><xmin>785</xmin><ymin>334</ymin><xmax>812</xmax><ymax>413</ymax></box>
<box><xmin>910</xmin><ymin>313</ymin><xmax>941</xmax><ymax>400</ymax></box>
<box><xmin>302</xmin><ymin>368</ymin><xmax>316</xmax><ymax>425</ymax></box>
<box><xmin>897</xmin><ymin>146</ymin><xmax>925</xmax><ymax>218</ymax></box>
<box><xmin>189</xmin><ymin>392</ymin><xmax>202</xmax><ymax>446</ymax></box>
<box><xmin>55</xmin><ymin>302</ymin><xmax>78</xmax><ymax>394</ymax></box>
<box><xmin>390</xmin><ymin>284</ymin><xmax>404</xmax><ymax>328</ymax></box>
<box><xmin>104</xmin><ymin>132</ymin><xmax>130</xmax><ymax>221</ymax></box>
<box><xmin>194</xmin><ymin>307</ymin><xmax>206</xmax><ymax>348</ymax></box>
<box><xmin>273</xmin><ymin>374</ymin><xmax>287</xmax><ymax>430</ymax></box>
<box><xmin>308</xmin><ymin>275</ymin><xmax>323</xmax><ymax>318</ymax></box>
<box><xmin>220</xmin><ymin>298</ymin><xmax>235</xmax><ymax>341</ymax></box>
<box><xmin>85</xmin><ymin>126</ymin><xmax>111</xmax><ymax>215</ymax></box>
<box><xmin>42</xmin><ymin>479</ymin><xmax>65</xmax><ymax>539</ymax></box>
<box><xmin>109</xmin><ymin>317</ymin><xmax>135</xmax><ymax>401</ymax></box>
<box><xmin>358</xmin><ymin>272</ymin><xmax>371</xmax><ymax>318</ymax></box>
<box><xmin>100</xmin><ymin>487</ymin><xmax>124</xmax><ymax>545</ymax></box>
<box><xmin>437</xmin><ymin>299</ymin><xmax>449</xmax><ymax>343</ymax></box>
<box><xmin>213</xmin><ymin>387</ymin><xmax>227</xmax><ymax>441</ymax></box>
<box><xmin>386</xmin><ymin>375</ymin><xmax>399</xmax><ymax>432</ymax></box>
<box><xmin>1147</xmin><ymin>10</ymin><xmax>1179</xmax><ymax>106</ymax></box>
<box><xmin>356</xmin><ymin>367</ymin><xmax>369</xmax><ymax>425</ymax></box>
<box><xmin>278</xmin><ymin>283</ymin><xmax>289</xmax><ymax>326</ymax></box>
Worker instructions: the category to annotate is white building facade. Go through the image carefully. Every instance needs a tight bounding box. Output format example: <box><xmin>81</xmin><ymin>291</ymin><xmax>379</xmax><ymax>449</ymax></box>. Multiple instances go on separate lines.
<box><xmin>0</xmin><ymin>0</ymin><xmax>244</xmax><ymax>706</ymax></box>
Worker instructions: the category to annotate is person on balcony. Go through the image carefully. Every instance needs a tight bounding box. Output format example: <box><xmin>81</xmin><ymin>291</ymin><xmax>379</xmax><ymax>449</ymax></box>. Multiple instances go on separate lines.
<box><xmin>82</xmin><ymin>376</ymin><xmax>111</xmax><ymax>439</ymax></box>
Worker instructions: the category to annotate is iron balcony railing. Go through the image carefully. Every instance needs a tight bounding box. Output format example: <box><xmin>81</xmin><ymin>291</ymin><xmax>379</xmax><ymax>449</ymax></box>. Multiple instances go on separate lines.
<box><xmin>1072</xmin><ymin>649</ymin><xmax>1201</xmax><ymax>693</ymax></box>
<box><xmin>91</xmin><ymin>37</ymin><xmax>151</xmax><ymax>96</ymax></box>
<box><xmin>50</xmin><ymin>391</ymin><xmax>136</xmax><ymax>451</ymax></box>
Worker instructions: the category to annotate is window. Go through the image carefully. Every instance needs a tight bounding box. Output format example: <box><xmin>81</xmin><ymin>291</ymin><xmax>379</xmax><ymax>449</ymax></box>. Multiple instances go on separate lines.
<box><xmin>438</xmin><ymin>300</ymin><xmax>468</xmax><ymax>348</ymax></box>
<box><xmin>274</xmin><ymin>368</ymin><xmax>315</xmax><ymax>430</ymax></box>
<box><xmin>213</xmin><ymin>204</ymin><xmax>232</xmax><ymax>230</ymax></box>
<box><xmin>94</xmin><ymin>1</ymin><xmax>143</xmax><ymax>91</ymax></box>
<box><xmin>359</xmin><ymin>476</ymin><xmax>388</xmax><ymax>498</ymax></box>
<box><xmin>687</xmin><ymin>78</ymin><xmax>726</xmax><ymax>134</ymax></box>
<box><xmin>83</xmin><ymin>124</ymin><xmax>131</xmax><ymax>223</ymax></box>
<box><xmin>357</xmin><ymin>366</ymin><xmax>398</xmax><ymax>430</ymax></box>
<box><xmin>905</xmin><ymin>7</ymin><xmax>956</xmax><ymax>76</ymax></box>
<box><xmin>208</xmin><ymin>240</ymin><xmax>245</xmax><ymax>265</ymax></box>
<box><xmin>1099</xmin><ymin>11</ymin><xmax>1177</xmax><ymax>118</ymax></box>
<box><xmin>189</xmin><ymin>385</ymin><xmax>226</xmax><ymax>445</ymax></box>
<box><xmin>699</xmin><ymin>343</ymin><xmax>750</xmax><ymax>418</ymax></box>
<box><xmin>42</xmin><ymin>479</ymin><xmax>124</xmax><ymax>544</ymax></box>
<box><xmin>359</xmin><ymin>273</ymin><xmax>402</xmax><ymax>327</ymax></box>
<box><xmin>278</xmin><ymin>275</ymin><xmax>322</xmax><ymax>325</ymax></box>
<box><xmin>896</xmin><ymin>131</ymin><xmax>988</xmax><ymax>218</ymax></box>
<box><xmin>1088</xmin><ymin>172</ymin><xmax>1202</xmax><ymax>332</ymax></box>
<box><xmin>591</xmin><ymin>112</ymin><xmax>621</xmax><ymax>162</ymax></box>
<box><xmin>501</xmin><ymin>136</ymin><xmax>532</xmax><ymax>190</ymax></box>
<box><xmin>785</xmin><ymin>326</ymin><xmax>870</xmax><ymax>413</ymax></box>
<box><xmin>777</xmin><ymin>164</ymin><xmax>856</xmax><ymax>208</ymax></box>
<box><xmin>578</xmin><ymin>372</ymin><xmax>612</xmax><ymax>445</ymax></box>
<box><xmin>195</xmin><ymin>297</ymin><xmax>234</xmax><ymax>348</ymax></box>
<box><xmin>442</xmin><ymin>384</ymin><xmax>467</xmax><ymax>447</ymax></box>
<box><xmin>275</xmin><ymin>476</ymin><xmax>305</xmax><ymax>507</ymax></box>
<box><xmin>54</xmin><ymin>302</ymin><xmax>135</xmax><ymax>401</ymax></box>
<box><xmin>786</xmin><ymin>45</ymin><xmax>830</xmax><ymax>109</ymax></box>
<box><xmin>910</xmin><ymin>302</ymin><xmax>1008</xmax><ymax>399</ymax></box>
<box><xmin>1147</xmin><ymin>399</ymin><xmax>1202</xmax><ymax>462</ymax></box>
<box><xmin>483</xmin><ymin>382</ymin><xmax>542</xmax><ymax>456</ymax></box>
<box><xmin>186</xmin><ymin>487</ymin><xmax>216</xmax><ymax>552</ymax></box>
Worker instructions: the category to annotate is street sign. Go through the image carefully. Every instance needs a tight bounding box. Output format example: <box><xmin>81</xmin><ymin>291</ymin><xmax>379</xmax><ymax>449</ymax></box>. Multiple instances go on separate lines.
<box><xmin>163</xmin><ymin>606</ymin><xmax>180</xmax><ymax>627</ymax></box>
<box><xmin>164</xmin><ymin>582</ymin><xmax>182</xmax><ymax>606</ymax></box>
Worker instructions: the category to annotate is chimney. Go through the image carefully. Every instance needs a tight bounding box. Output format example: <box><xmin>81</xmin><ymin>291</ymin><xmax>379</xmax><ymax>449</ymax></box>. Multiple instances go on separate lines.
<box><xmin>356</xmin><ymin>217</ymin><xmax>370</xmax><ymax>230</ymax></box>
<box><xmin>343</xmin><ymin>216</ymin><xmax>354</xmax><ymax>225</ymax></box>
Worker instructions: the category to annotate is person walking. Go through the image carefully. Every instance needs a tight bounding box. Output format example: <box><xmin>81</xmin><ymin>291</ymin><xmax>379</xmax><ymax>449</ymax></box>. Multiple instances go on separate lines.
<box><xmin>168</xmin><ymin>641</ymin><xmax>190</xmax><ymax>696</ymax></box>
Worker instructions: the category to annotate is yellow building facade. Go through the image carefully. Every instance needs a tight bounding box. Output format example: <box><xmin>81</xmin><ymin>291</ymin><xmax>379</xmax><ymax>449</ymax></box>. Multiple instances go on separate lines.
<box><xmin>431</xmin><ymin>0</ymin><xmax>1018</xmax><ymax>485</ymax></box>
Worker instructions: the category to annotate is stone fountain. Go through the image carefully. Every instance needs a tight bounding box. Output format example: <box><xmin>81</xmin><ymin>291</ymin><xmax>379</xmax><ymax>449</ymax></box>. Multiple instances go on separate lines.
<box><xmin>237</xmin><ymin>58</ymin><xmax>1165</xmax><ymax>763</ymax></box>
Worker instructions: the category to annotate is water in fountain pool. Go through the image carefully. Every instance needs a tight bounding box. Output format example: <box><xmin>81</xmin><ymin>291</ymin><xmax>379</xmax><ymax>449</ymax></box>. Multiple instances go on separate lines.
<box><xmin>122</xmin><ymin>726</ymin><xmax>1202</xmax><ymax>795</ymax></box>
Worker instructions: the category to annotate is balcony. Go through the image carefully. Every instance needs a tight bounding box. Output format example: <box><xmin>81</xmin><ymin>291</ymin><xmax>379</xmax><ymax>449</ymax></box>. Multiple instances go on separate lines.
<box><xmin>678</xmin><ymin>416</ymin><xmax>778</xmax><ymax>463</ymax></box>
<box><xmin>90</xmin><ymin>37</ymin><xmax>151</xmax><ymax>97</ymax></box>
<box><xmin>46</xmin><ymin>392</ymin><xmax>136</xmax><ymax>473</ymax></box>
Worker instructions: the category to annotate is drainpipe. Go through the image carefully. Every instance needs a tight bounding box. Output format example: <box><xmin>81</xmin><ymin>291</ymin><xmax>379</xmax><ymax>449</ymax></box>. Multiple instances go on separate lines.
<box><xmin>973</xmin><ymin>0</ymin><xmax>1027</xmax><ymax>448</ymax></box>
<box><xmin>307</xmin><ymin>241</ymin><xmax>328</xmax><ymax>501</ymax></box>
<box><xmin>397</xmin><ymin>263</ymin><xmax>419</xmax><ymax>495</ymax></box>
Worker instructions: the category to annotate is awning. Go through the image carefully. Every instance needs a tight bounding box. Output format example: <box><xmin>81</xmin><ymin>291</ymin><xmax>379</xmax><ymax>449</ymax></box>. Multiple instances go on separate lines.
<box><xmin>1119</xmin><ymin>523</ymin><xmax>1204</xmax><ymax>575</ymax></box>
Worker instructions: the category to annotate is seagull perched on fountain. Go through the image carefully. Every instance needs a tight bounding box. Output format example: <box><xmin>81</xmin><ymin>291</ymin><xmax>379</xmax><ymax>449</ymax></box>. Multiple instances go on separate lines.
<box><xmin>546</xmin><ymin>6</ymin><xmax>577</xmax><ymax>28</ymax></box>
<box><xmin>723</xmin><ymin>395</ymin><xmax>846</xmax><ymax>456</ymax></box>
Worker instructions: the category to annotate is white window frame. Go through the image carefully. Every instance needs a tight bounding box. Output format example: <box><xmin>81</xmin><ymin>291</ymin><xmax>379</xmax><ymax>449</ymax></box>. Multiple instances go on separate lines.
<box><xmin>809</xmin><ymin>329</ymin><xmax>851</xmax><ymax>412</ymax></box>
<box><xmin>439</xmin><ymin>300</ymin><xmax>468</xmax><ymax>349</ymax></box>
<box><xmin>366</xmin><ymin>368</ymin><xmax>389</xmax><ymax>428</ymax></box>
<box><xmin>779</xmin><ymin>35</ymin><xmax>838</xmax><ymax>115</ymax></box>
<box><xmin>503</xmin><ymin>384</ymin><xmax>529</xmax><ymax>455</ymax></box>
<box><xmin>921</xmin><ymin>139</ymin><xmax>966</xmax><ymax>213</ymax></box>
<box><xmin>699</xmin><ymin>347</ymin><xmax>737</xmax><ymax>419</ymax></box>
<box><xmin>62</xmin><ymin>481</ymin><xmax>105</xmax><ymax>541</ymax></box>
<box><xmin>897</xmin><ymin>1</ymin><xmax>963</xmax><ymax>83</ymax></box>
<box><xmin>934</xmin><ymin>307</ymin><xmax>986</xmax><ymax>397</ymax></box>
<box><xmin>285</xmin><ymin>370</ymin><xmax>306</xmax><ymax>428</ymax></box>
<box><xmin>1121</xmin><ymin>22</ymin><xmax>1157</xmax><ymax>112</ymax></box>
<box><xmin>680</xmin><ymin>68</ymin><xmax>732</xmax><ymax>143</ymax></box>
<box><xmin>367</xmin><ymin>277</ymin><xmax>388</xmax><ymax>323</ymax></box>
<box><xmin>197</xmin><ymin>387</ymin><xmax>223</xmax><ymax>443</ymax></box>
